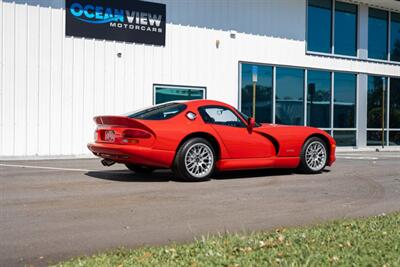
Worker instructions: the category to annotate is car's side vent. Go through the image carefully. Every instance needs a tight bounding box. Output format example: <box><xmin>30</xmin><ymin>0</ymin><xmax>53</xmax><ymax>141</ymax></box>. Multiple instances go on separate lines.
<box><xmin>255</xmin><ymin>132</ymin><xmax>280</xmax><ymax>156</ymax></box>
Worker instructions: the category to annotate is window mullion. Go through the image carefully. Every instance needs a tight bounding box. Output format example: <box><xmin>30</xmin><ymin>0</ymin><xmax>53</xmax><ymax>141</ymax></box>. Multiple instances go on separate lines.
<box><xmin>387</xmin><ymin>78</ymin><xmax>390</xmax><ymax>144</ymax></box>
<box><xmin>304</xmin><ymin>69</ymin><xmax>308</xmax><ymax>126</ymax></box>
<box><xmin>332</xmin><ymin>0</ymin><xmax>335</xmax><ymax>54</ymax></box>
<box><xmin>388</xmin><ymin>11</ymin><xmax>391</xmax><ymax>61</ymax></box>
<box><xmin>272</xmin><ymin>66</ymin><xmax>276</xmax><ymax>124</ymax></box>
<box><xmin>331</xmin><ymin>72</ymin><xmax>334</xmax><ymax>130</ymax></box>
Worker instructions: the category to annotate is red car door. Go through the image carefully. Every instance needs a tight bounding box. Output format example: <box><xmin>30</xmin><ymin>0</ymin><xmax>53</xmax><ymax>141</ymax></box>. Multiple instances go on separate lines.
<box><xmin>199</xmin><ymin>106</ymin><xmax>275</xmax><ymax>159</ymax></box>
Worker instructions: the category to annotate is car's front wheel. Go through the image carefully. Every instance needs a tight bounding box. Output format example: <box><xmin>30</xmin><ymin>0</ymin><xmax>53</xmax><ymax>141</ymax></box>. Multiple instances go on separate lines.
<box><xmin>173</xmin><ymin>138</ymin><xmax>216</xmax><ymax>182</ymax></box>
<box><xmin>125</xmin><ymin>164</ymin><xmax>155</xmax><ymax>174</ymax></box>
<box><xmin>298</xmin><ymin>137</ymin><xmax>328</xmax><ymax>174</ymax></box>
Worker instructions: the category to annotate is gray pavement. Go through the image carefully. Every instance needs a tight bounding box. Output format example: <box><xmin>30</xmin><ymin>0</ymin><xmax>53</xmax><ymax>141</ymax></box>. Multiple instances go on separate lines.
<box><xmin>1</xmin><ymin>152</ymin><xmax>400</xmax><ymax>266</ymax></box>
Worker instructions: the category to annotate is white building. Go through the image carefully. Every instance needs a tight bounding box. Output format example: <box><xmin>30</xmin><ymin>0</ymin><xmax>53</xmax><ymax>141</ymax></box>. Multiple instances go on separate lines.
<box><xmin>0</xmin><ymin>0</ymin><xmax>400</xmax><ymax>157</ymax></box>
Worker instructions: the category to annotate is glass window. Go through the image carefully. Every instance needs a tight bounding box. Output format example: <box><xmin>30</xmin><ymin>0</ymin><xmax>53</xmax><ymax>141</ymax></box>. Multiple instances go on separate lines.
<box><xmin>199</xmin><ymin>106</ymin><xmax>246</xmax><ymax>128</ymax></box>
<box><xmin>391</xmin><ymin>12</ymin><xmax>400</xmax><ymax>62</ymax></box>
<box><xmin>241</xmin><ymin>64</ymin><xmax>273</xmax><ymax>123</ymax></box>
<box><xmin>367</xmin><ymin>130</ymin><xmax>387</xmax><ymax>146</ymax></box>
<box><xmin>368</xmin><ymin>8</ymin><xmax>388</xmax><ymax>60</ymax></box>
<box><xmin>128</xmin><ymin>103</ymin><xmax>186</xmax><ymax>120</ymax></box>
<box><xmin>389</xmin><ymin>131</ymin><xmax>400</xmax><ymax>145</ymax></box>
<box><xmin>334</xmin><ymin>73</ymin><xmax>356</xmax><ymax>128</ymax></box>
<box><xmin>390</xmin><ymin>78</ymin><xmax>400</xmax><ymax>128</ymax></box>
<box><xmin>307</xmin><ymin>70</ymin><xmax>331</xmax><ymax>128</ymax></box>
<box><xmin>275</xmin><ymin>67</ymin><xmax>305</xmax><ymax>125</ymax></box>
<box><xmin>367</xmin><ymin>76</ymin><xmax>387</xmax><ymax>128</ymax></box>
<box><xmin>154</xmin><ymin>85</ymin><xmax>205</xmax><ymax>104</ymax></box>
<box><xmin>334</xmin><ymin>130</ymin><xmax>356</xmax><ymax>146</ymax></box>
<box><xmin>307</xmin><ymin>0</ymin><xmax>332</xmax><ymax>53</ymax></box>
<box><xmin>334</xmin><ymin>1</ymin><xmax>357</xmax><ymax>56</ymax></box>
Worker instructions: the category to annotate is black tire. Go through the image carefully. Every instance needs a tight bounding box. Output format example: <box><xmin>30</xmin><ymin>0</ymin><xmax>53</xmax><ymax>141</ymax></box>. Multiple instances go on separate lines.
<box><xmin>173</xmin><ymin>137</ymin><xmax>216</xmax><ymax>182</ymax></box>
<box><xmin>298</xmin><ymin>137</ymin><xmax>328</xmax><ymax>174</ymax></box>
<box><xmin>125</xmin><ymin>164</ymin><xmax>155</xmax><ymax>174</ymax></box>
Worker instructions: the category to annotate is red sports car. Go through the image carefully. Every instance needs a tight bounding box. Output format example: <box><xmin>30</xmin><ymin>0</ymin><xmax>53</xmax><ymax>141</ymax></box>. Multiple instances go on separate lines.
<box><xmin>88</xmin><ymin>100</ymin><xmax>336</xmax><ymax>181</ymax></box>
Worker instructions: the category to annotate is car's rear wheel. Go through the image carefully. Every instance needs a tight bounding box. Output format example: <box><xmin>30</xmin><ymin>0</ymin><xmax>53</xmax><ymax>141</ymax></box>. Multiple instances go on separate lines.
<box><xmin>298</xmin><ymin>137</ymin><xmax>328</xmax><ymax>174</ymax></box>
<box><xmin>173</xmin><ymin>138</ymin><xmax>216</xmax><ymax>182</ymax></box>
<box><xmin>125</xmin><ymin>164</ymin><xmax>154</xmax><ymax>174</ymax></box>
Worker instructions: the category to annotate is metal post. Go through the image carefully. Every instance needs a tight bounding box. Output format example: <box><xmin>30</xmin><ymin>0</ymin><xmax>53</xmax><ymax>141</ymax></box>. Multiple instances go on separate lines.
<box><xmin>382</xmin><ymin>78</ymin><xmax>386</xmax><ymax>149</ymax></box>
<box><xmin>252</xmin><ymin>82</ymin><xmax>256</xmax><ymax>119</ymax></box>
<box><xmin>251</xmin><ymin>66</ymin><xmax>258</xmax><ymax>119</ymax></box>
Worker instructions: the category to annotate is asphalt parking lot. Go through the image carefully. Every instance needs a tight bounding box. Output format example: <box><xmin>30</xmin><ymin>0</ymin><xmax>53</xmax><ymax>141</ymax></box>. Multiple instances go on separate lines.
<box><xmin>1</xmin><ymin>152</ymin><xmax>400</xmax><ymax>267</ymax></box>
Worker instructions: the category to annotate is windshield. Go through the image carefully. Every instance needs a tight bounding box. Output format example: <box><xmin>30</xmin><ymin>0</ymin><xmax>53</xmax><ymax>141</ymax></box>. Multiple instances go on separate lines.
<box><xmin>127</xmin><ymin>103</ymin><xmax>187</xmax><ymax>120</ymax></box>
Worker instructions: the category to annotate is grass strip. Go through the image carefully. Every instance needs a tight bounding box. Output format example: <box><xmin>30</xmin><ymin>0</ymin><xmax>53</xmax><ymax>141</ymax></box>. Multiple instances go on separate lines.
<box><xmin>54</xmin><ymin>212</ymin><xmax>400</xmax><ymax>267</ymax></box>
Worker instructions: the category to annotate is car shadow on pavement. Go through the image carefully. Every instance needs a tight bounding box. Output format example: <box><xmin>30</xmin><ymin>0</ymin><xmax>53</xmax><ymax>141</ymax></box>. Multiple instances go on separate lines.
<box><xmin>213</xmin><ymin>169</ymin><xmax>295</xmax><ymax>180</ymax></box>
<box><xmin>85</xmin><ymin>170</ymin><xmax>174</xmax><ymax>182</ymax></box>
<box><xmin>215</xmin><ymin>168</ymin><xmax>331</xmax><ymax>180</ymax></box>
<box><xmin>84</xmin><ymin>168</ymin><xmax>323</xmax><ymax>183</ymax></box>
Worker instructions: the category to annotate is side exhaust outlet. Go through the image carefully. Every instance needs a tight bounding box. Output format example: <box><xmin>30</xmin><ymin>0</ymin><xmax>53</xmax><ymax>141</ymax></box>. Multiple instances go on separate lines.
<box><xmin>101</xmin><ymin>159</ymin><xmax>116</xmax><ymax>167</ymax></box>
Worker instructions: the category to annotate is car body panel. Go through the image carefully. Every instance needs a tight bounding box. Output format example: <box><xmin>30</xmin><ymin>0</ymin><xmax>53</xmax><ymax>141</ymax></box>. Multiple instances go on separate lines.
<box><xmin>88</xmin><ymin>99</ymin><xmax>336</xmax><ymax>171</ymax></box>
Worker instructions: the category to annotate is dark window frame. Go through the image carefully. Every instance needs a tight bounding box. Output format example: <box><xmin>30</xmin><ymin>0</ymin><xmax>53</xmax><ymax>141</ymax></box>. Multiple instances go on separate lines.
<box><xmin>333</xmin><ymin>72</ymin><xmax>357</xmax><ymax>128</ymax></box>
<box><xmin>306</xmin><ymin>0</ymin><xmax>359</xmax><ymax>56</ymax></box>
<box><xmin>307</xmin><ymin>0</ymin><xmax>333</xmax><ymax>54</ymax></box>
<box><xmin>368</xmin><ymin>7</ymin><xmax>389</xmax><ymax>61</ymax></box>
<box><xmin>334</xmin><ymin>1</ymin><xmax>358</xmax><ymax>56</ymax></box>
<box><xmin>153</xmin><ymin>84</ymin><xmax>207</xmax><ymax>105</ymax></box>
<box><xmin>390</xmin><ymin>12</ymin><xmax>400</xmax><ymax>62</ymax></box>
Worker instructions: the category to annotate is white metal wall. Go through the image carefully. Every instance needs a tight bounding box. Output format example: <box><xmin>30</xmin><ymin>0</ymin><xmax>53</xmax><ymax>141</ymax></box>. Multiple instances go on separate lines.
<box><xmin>1</xmin><ymin>0</ymin><xmax>400</xmax><ymax>156</ymax></box>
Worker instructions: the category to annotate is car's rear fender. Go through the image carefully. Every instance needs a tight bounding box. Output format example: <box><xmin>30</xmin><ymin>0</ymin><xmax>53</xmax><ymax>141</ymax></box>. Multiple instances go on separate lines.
<box><xmin>175</xmin><ymin>131</ymin><xmax>226</xmax><ymax>160</ymax></box>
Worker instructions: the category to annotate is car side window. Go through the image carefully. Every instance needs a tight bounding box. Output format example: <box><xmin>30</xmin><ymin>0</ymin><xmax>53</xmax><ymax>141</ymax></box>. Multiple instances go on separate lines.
<box><xmin>199</xmin><ymin>106</ymin><xmax>246</xmax><ymax>128</ymax></box>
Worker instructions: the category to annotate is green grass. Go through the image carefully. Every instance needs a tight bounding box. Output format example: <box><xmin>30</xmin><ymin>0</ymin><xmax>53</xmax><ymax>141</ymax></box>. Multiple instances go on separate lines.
<box><xmin>54</xmin><ymin>212</ymin><xmax>400</xmax><ymax>267</ymax></box>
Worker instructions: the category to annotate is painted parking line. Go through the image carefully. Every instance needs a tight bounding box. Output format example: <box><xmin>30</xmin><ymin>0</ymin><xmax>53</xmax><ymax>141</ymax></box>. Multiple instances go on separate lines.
<box><xmin>336</xmin><ymin>156</ymin><xmax>379</xmax><ymax>160</ymax></box>
<box><xmin>0</xmin><ymin>163</ymin><xmax>93</xmax><ymax>172</ymax></box>
<box><xmin>337</xmin><ymin>154</ymin><xmax>400</xmax><ymax>158</ymax></box>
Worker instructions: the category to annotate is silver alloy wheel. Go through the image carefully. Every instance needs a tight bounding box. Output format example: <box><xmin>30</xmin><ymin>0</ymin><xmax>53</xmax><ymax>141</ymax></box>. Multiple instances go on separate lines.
<box><xmin>305</xmin><ymin>141</ymin><xmax>327</xmax><ymax>171</ymax></box>
<box><xmin>184</xmin><ymin>143</ymin><xmax>214</xmax><ymax>178</ymax></box>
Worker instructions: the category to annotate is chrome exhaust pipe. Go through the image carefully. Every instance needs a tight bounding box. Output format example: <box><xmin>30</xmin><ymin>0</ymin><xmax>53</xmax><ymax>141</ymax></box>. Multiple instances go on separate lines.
<box><xmin>101</xmin><ymin>159</ymin><xmax>115</xmax><ymax>167</ymax></box>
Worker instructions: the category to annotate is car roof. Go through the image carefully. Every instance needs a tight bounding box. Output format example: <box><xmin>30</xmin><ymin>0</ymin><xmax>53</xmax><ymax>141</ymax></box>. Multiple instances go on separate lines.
<box><xmin>180</xmin><ymin>99</ymin><xmax>231</xmax><ymax>108</ymax></box>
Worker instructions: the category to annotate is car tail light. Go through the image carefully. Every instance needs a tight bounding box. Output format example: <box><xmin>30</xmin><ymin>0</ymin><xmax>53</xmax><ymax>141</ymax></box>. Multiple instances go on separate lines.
<box><xmin>123</xmin><ymin>129</ymin><xmax>152</xmax><ymax>139</ymax></box>
<box><xmin>94</xmin><ymin>129</ymin><xmax>99</xmax><ymax>142</ymax></box>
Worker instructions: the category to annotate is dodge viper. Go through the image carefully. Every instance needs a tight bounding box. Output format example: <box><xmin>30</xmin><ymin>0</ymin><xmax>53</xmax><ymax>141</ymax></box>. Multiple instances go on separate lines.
<box><xmin>88</xmin><ymin>100</ymin><xmax>336</xmax><ymax>181</ymax></box>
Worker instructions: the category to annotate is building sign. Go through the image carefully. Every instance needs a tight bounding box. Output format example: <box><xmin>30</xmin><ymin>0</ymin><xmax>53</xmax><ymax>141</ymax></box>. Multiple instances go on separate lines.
<box><xmin>65</xmin><ymin>0</ymin><xmax>166</xmax><ymax>46</ymax></box>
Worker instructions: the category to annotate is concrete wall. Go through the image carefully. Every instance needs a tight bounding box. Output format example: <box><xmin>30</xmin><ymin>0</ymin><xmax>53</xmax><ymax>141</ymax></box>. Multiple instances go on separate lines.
<box><xmin>1</xmin><ymin>0</ymin><xmax>399</xmax><ymax>156</ymax></box>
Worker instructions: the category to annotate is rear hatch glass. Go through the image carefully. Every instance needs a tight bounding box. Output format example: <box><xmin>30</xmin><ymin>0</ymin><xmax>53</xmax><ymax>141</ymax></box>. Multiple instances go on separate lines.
<box><xmin>127</xmin><ymin>103</ymin><xmax>186</xmax><ymax>120</ymax></box>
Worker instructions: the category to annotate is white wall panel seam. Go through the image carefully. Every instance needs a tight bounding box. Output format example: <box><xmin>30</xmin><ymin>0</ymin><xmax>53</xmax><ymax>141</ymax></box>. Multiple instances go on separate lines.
<box><xmin>24</xmin><ymin>3</ymin><xmax>28</xmax><ymax>155</ymax></box>
<box><xmin>92</xmin><ymin>40</ymin><xmax>95</xmax><ymax>118</ymax></box>
<box><xmin>12</xmin><ymin>2</ymin><xmax>16</xmax><ymax>155</ymax></box>
<box><xmin>102</xmin><ymin>40</ymin><xmax>107</xmax><ymax>112</ymax></box>
<box><xmin>82</xmin><ymin>39</ymin><xmax>86</xmax><ymax>153</ymax></box>
<box><xmin>113</xmin><ymin>41</ymin><xmax>116</xmax><ymax>114</ymax></box>
<box><xmin>36</xmin><ymin>4</ymin><xmax>40</xmax><ymax>155</ymax></box>
<box><xmin>71</xmin><ymin>38</ymin><xmax>74</xmax><ymax>154</ymax></box>
<box><xmin>0</xmin><ymin>0</ymin><xmax>3</xmax><ymax>155</ymax></box>
<box><xmin>60</xmin><ymin>8</ymin><xmax>64</xmax><ymax>154</ymax></box>
<box><xmin>48</xmin><ymin>7</ymin><xmax>52</xmax><ymax>154</ymax></box>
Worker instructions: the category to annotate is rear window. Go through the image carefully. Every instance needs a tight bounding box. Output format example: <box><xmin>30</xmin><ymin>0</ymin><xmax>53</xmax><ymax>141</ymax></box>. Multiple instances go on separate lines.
<box><xmin>127</xmin><ymin>103</ymin><xmax>186</xmax><ymax>120</ymax></box>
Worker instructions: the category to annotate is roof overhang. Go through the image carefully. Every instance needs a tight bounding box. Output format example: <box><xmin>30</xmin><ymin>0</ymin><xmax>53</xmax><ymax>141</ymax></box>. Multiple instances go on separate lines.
<box><xmin>351</xmin><ymin>0</ymin><xmax>400</xmax><ymax>11</ymax></box>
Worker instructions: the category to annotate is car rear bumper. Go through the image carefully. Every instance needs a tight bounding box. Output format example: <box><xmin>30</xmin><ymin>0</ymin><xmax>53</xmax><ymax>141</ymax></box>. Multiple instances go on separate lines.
<box><xmin>87</xmin><ymin>143</ymin><xmax>175</xmax><ymax>168</ymax></box>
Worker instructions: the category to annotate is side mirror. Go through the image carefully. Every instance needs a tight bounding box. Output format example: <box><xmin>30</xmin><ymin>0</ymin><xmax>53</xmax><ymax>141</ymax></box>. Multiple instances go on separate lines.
<box><xmin>247</xmin><ymin>117</ymin><xmax>255</xmax><ymax>132</ymax></box>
